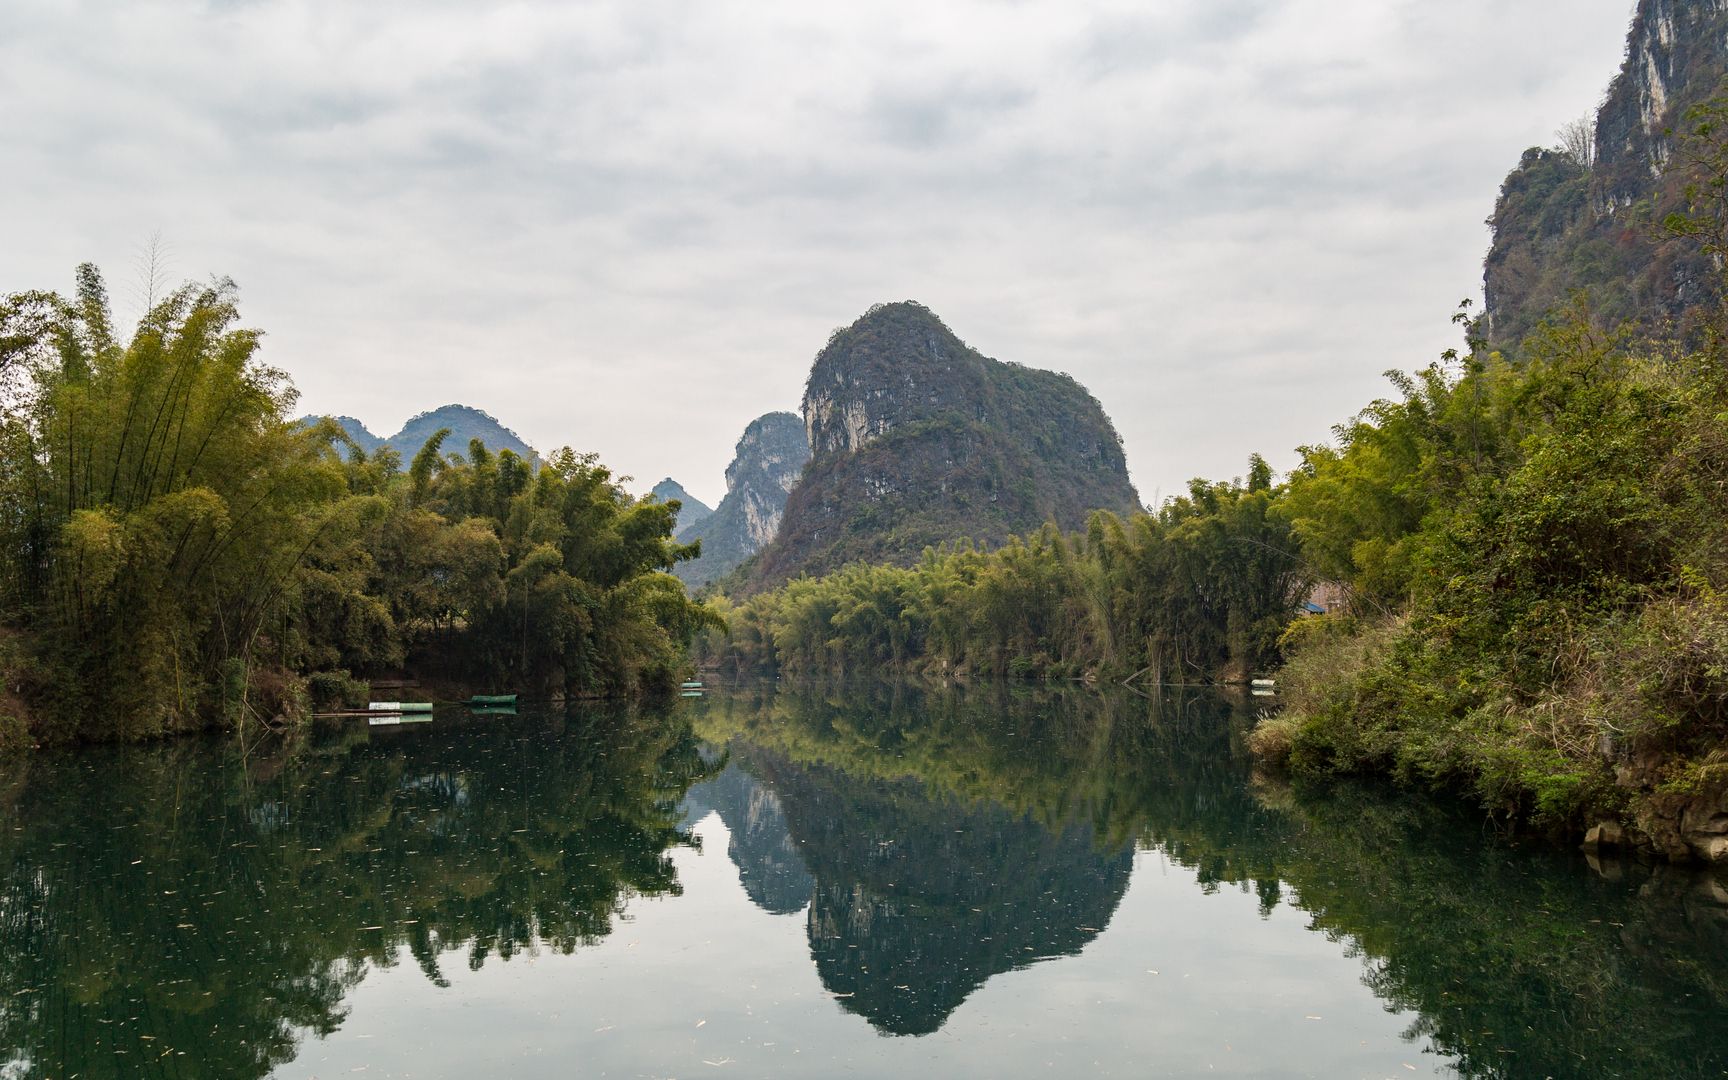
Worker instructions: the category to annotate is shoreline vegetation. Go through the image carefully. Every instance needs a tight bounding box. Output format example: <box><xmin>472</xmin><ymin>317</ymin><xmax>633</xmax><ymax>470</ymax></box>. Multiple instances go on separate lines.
<box><xmin>0</xmin><ymin>266</ymin><xmax>717</xmax><ymax>749</ymax></box>
<box><xmin>705</xmin><ymin>308</ymin><xmax>1728</xmax><ymax>863</ymax></box>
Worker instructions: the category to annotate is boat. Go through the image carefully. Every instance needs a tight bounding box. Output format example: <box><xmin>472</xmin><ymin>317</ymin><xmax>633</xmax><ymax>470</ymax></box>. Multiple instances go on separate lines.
<box><xmin>467</xmin><ymin>694</ymin><xmax>518</xmax><ymax>707</ymax></box>
<box><xmin>469</xmin><ymin>704</ymin><xmax>518</xmax><ymax>716</ymax></box>
<box><xmin>680</xmin><ymin>681</ymin><xmax>702</xmax><ymax>689</ymax></box>
<box><xmin>369</xmin><ymin>714</ymin><xmax>433</xmax><ymax>726</ymax></box>
<box><xmin>368</xmin><ymin>701</ymin><xmax>435</xmax><ymax>713</ymax></box>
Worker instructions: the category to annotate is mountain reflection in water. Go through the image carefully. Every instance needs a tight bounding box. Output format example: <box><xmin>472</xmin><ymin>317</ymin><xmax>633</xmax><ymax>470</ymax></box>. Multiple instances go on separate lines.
<box><xmin>685</xmin><ymin>740</ymin><xmax>1132</xmax><ymax>1035</ymax></box>
<box><xmin>1</xmin><ymin>682</ymin><xmax>1726</xmax><ymax>1078</ymax></box>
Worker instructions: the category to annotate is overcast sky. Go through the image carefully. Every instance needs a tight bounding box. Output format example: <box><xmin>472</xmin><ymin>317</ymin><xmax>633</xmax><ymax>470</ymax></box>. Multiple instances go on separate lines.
<box><xmin>3</xmin><ymin>0</ymin><xmax>1635</xmax><ymax>507</ymax></box>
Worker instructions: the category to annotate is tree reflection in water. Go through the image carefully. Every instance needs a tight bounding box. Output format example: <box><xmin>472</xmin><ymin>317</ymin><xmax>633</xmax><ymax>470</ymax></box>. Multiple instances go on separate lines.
<box><xmin>2</xmin><ymin>682</ymin><xmax>1727</xmax><ymax>1078</ymax></box>
<box><xmin>0</xmin><ymin>704</ymin><xmax>713</xmax><ymax>1079</ymax></box>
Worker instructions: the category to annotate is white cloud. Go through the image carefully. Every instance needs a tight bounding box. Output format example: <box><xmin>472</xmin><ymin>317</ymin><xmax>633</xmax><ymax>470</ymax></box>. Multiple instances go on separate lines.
<box><xmin>0</xmin><ymin>0</ymin><xmax>1635</xmax><ymax>505</ymax></box>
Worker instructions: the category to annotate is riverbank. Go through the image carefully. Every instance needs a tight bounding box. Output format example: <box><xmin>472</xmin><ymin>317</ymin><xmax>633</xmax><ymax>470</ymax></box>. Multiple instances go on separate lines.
<box><xmin>0</xmin><ymin>629</ymin><xmax>31</xmax><ymax>752</ymax></box>
<box><xmin>1250</xmin><ymin>601</ymin><xmax>1728</xmax><ymax>866</ymax></box>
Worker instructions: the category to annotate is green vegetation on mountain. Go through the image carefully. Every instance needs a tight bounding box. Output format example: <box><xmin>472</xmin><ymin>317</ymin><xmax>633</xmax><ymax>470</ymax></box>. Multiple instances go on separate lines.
<box><xmin>1483</xmin><ymin>0</ymin><xmax>1728</xmax><ymax>349</ymax></box>
<box><xmin>744</xmin><ymin>302</ymin><xmax>1139</xmax><ymax>589</ymax></box>
<box><xmin>1244</xmin><ymin>12</ymin><xmax>1728</xmax><ymax>862</ymax></box>
<box><xmin>0</xmin><ymin>266</ymin><xmax>716</xmax><ymax>746</ymax></box>
<box><xmin>319</xmin><ymin>414</ymin><xmax>385</xmax><ymax>453</ymax></box>
<box><xmin>1250</xmin><ymin>304</ymin><xmax>1728</xmax><ymax>857</ymax></box>
<box><xmin>716</xmin><ymin>294</ymin><xmax>1728</xmax><ymax>856</ymax></box>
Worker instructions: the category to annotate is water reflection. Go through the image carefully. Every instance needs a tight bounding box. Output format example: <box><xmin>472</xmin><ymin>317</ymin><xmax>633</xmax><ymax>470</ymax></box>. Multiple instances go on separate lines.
<box><xmin>688</xmin><ymin>680</ymin><xmax>1728</xmax><ymax>1073</ymax></box>
<box><xmin>680</xmin><ymin>750</ymin><xmax>813</xmax><ymax>915</ymax></box>
<box><xmin>0</xmin><ymin>706</ymin><xmax>710</xmax><ymax>1079</ymax></box>
<box><xmin>2</xmin><ymin>683</ymin><xmax>1727</xmax><ymax>1077</ymax></box>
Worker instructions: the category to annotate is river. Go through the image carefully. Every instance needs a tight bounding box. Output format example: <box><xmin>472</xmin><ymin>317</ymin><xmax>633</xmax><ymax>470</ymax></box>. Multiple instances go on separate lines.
<box><xmin>1</xmin><ymin>680</ymin><xmax>1724</xmax><ymax>1078</ymax></box>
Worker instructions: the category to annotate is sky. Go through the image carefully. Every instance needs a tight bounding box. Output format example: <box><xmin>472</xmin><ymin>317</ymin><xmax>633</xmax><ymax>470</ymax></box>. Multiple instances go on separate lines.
<box><xmin>2</xmin><ymin>0</ymin><xmax>1636</xmax><ymax>508</ymax></box>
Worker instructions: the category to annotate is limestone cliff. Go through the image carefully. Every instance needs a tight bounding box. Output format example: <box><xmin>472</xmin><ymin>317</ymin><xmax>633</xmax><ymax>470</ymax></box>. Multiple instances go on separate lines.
<box><xmin>673</xmin><ymin>412</ymin><xmax>811</xmax><ymax>589</ymax></box>
<box><xmin>1484</xmin><ymin>0</ymin><xmax>1728</xmax><ymax>348</ymax></box>
<box><xmin>745</xmin><ymin>301</ymin><xmax>1140</xmax><ymax>589</ymax></box>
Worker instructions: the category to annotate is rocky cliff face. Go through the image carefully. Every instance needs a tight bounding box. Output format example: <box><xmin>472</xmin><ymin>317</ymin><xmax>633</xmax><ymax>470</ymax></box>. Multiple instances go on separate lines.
<box><xmin>745</xmin><ymin>302</ymin><xmax>1140</xmax><ymax>589</ymax></box>
<box><xmin>1595</xmin><ymin>0</ymin><xmax>1728</xmax><ymax>210</ymax></box>
<box><xmin>1484</xmin><ymin>0</ymin><xmax>1728</xmax><ymax>348</ymax></box>
<box><xmin>673</xmin><ymin>412</ymin><xmax>811</xmax><ymax>589</ymax></box>
<box><xmin>649</xmin><ymin>478</ymin><xmax>712</xmax><ymax>534</ymax></box>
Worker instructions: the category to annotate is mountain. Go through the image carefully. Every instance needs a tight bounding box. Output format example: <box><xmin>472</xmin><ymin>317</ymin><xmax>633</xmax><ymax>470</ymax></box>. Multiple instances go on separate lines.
<box><xmin>298</xmin><ymin>405</ymin><xmax>540</xmax><ymax>466</ymax></box>
<box><xmin>297</xmin><ymin>415</ymin><xmax>385</xmax><ymax>455</ymax></box>
<box><xmin>742</xmin><ymin>302</ymin><xmax>1140</xmax><ymax>590</ymax></box>
<box><xmin>649</xmin><ymin>478</ymin><xmax>713</xmax><ymax>534</ymax></box>
<box><xmin>388</xmin><ymin>405</ymin><xmax>538</xmax><ymax>465</ymax></box>
<box><xmin>673</xmin><ymin>413</ymin><xmax>811</xmax><ymax>590</ymax></box>
<box><xmin>1483</xmin><ymin>0</ymin><xmax>1728</xmax><ymax>348</ymax></box>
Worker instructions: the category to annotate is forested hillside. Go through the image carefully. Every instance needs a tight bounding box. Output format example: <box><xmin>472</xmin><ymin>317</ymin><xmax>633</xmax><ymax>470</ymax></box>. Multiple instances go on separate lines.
<box><xmin>744</xmin><ymin>302</ymin><xmax>1140</xmax><ymax>589</ymax></box>
<box><xmin>1483</xmin><ymin>0</ymin><xmax>1728</xmax><ymax>348</ymax></box>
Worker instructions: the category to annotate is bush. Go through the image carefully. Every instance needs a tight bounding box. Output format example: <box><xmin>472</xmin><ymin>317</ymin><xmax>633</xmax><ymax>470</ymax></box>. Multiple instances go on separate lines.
<box><xmin>306</xmin><ymin>670</ymin><xmax>368</xmax><ymax>711</ymax></box>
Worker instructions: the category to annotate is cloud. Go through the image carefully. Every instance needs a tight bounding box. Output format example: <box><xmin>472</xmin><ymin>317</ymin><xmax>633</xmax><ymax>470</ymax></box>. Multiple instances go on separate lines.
<box><xmin>0</xmin><ymin>0</ymin><xmax>1636</xmax><ymax>506</ymax></box>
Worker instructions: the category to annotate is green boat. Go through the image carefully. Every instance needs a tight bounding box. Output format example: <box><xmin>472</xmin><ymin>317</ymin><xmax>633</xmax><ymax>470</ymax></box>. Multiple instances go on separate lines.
<box><xmin>369</xmin><ymin>701</ymin><xmax>435</xmax><ymax>714</ymax></box>
<box><xmin>468</xmin><ymin>694</ymin><xmax>518</xmax><ymax>707</ymax></box>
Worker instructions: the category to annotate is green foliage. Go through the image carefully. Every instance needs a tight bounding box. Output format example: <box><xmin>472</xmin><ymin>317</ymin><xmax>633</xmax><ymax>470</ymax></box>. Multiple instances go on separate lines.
<box><xmin>1264</xmin><ymin>310</ymin><xmax>1728</xmax><ymax>833</ymax></box>
<box><xmin>703</xmin><ymin>463</ymin><xmax>1307</xmax><ymax>684</ymax></box>
<box><xmin>0</xmin><ymin>701</ymin><xmax>712</xmax><ymax>1077</ymax></box>
<box><xmin>0</xmin><ymin>266</ymin><xmax>717</xmax><ymax>743</ymax></box>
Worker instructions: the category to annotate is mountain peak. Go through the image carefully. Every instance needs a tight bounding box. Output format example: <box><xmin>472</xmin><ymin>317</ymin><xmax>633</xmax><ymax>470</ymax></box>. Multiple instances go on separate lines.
<box><xmin>387</xmin><ymin>404</ymin><xmax>538</xmax><ymax>465</ymax></box>
<box><xmin>674</xmin><ymin>412</ymin><xmax>812</xmax><ymax>589</ymax></box>
<box><xmin>745</xmin><ymin>303</ymin><xmax>1139</xmax><ymax>589</ymax></box>
<box><xmin>650</xmin><ymin>478</ymin><xmax>714</xmax><ymax>533</ymax></box>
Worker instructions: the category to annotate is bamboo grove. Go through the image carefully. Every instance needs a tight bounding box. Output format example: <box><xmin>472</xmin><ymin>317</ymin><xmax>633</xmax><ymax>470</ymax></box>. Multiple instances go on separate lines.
<box><xmin>0</xmin><ymin>266</ymin><xmax>717</xmax><ymax>745</ymax></box>
<box><xmin>699</xmin><ymin>456</ymin><xmax>1306</xmax><ymax>685</ymax></box>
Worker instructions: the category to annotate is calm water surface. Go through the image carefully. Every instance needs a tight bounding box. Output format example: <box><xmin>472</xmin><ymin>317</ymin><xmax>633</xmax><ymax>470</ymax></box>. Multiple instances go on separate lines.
<box><xmin>3</xmin><ymin>681</ymin><xmax>1727</xmax><ymax>1078</ymax></box>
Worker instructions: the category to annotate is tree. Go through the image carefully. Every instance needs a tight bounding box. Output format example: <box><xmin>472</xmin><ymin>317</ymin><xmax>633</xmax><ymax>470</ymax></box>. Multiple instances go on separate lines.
<box><xmin>1555</xmin><ymin>114</ymin><xmax>1595</xmax><ymax>170</ymax></box>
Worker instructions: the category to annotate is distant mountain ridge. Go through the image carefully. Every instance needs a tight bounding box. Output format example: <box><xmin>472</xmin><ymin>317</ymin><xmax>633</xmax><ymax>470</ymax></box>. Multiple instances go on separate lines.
<box><xmin>297</xmin><ymin>404</ymin><xmax>538</xmax><ymax>467</ymax></box>
<box><xmin>650</xmin><ymin>478</ymin><xmax>713</xmax><ymax>534</ymax></box>
<box><xmin>742</xmin><ymin>301</ymin><xmax>1140</xmax><ymax>590</ymax></box>
<box><xmin>674</xmin><ymin>412</ymin><xmax>811</xmax><ymax>590</ymax></box>
<box><xmin>390</xmin><ymin>405</ymin><xmax>538</xmax><ymax>465</ymax></box>
<box><xmin>324</xmin><ymin>416</ymin><xmax>384</xmax><ymax>454</ymax></box>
